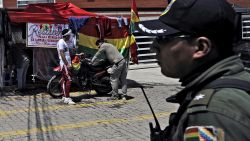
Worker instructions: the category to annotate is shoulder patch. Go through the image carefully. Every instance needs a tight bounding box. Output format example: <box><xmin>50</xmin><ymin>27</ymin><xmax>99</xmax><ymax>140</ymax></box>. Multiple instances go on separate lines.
<box><xmin>184</xmin><ymin>126</ymin><xmax>224</xmax><ymax>141</ymax></box>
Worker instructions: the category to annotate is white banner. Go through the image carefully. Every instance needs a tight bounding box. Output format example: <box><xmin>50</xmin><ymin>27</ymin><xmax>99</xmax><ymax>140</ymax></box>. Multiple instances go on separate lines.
<box><xmin>27</xmin><ymin>23</ymin><xmax>69</xmax><ymax>48</ymax></box>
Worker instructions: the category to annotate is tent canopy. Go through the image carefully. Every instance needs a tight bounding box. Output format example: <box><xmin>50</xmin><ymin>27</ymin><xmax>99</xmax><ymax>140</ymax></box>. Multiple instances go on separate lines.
<box><xmin>7</xmin><ymin>2</ymin><xmax>98</xmax><ymax>24</ymax></box>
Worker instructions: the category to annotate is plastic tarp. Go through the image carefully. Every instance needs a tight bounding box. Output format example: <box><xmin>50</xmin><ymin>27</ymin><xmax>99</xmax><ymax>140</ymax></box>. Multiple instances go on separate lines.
<box><xmin>33</xmin><ymin>48</ymin><xmax>58</xmax><ymax>80</ymax></box>
<box><xmin>7</xmin><ymin>2</ymin><xmax>98</xmax><ymax>24</ymax></box>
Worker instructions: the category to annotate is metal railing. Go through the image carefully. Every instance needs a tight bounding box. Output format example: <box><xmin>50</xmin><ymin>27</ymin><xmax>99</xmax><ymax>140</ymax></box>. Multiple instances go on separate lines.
<box><xmin>236</xmin><ymin>14</ymin><xmax>250</xmax><ymax>68</ymax></box>
<box><xmin>17</xmin><ymin>0</ymin><xmax>55</xmax><ymax>8</ymax></box>
<box><xmin>133</xmin><ymin>31</ymin><xmax>157</xmax><ymax>64</ymax></box>
<box><xmin>242</xmin><ymin>14</ymin><xmax>250</xmax><ymax>40</ymax></box>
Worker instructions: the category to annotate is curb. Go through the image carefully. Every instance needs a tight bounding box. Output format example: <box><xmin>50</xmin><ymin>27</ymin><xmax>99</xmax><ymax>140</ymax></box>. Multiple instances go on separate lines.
<box><xmin>129</xmin><ymin>63</ymin><xmax>159</xmax><ymax>70</ymax></box>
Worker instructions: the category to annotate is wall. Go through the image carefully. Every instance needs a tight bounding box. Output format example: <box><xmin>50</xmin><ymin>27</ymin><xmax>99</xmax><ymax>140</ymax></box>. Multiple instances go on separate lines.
<box><xmin>59</xmin><ymin>0</ymin><xmax>250</xmax><ymax>9</ymax></box>
<box><xmin>3</xmin><ymin>0</ymin><xmax>16</xmax><ymax>8</ymax></box>
<box><xmin>70</xmin><ymin>0</ymin><xmax>250</xmax><ymax>8</ymax></box>
<box><xmin>57</xmin><ymin>0</ymin><xmax>167</xmax><ymax>9</ymax></box>
<box><xmin>228</xmin><ymin>0</ymin><xmax>250</xmax><ymax>7</ymax></box>
<box><xmin>3</xmin><ymin>0</ymin><xmax>250</xmax><ymax>9</ymax></box>
<box><xmin>3</xmin><ymin>0</ymin><xmax>166</xmax><ymax>9</ymax></box>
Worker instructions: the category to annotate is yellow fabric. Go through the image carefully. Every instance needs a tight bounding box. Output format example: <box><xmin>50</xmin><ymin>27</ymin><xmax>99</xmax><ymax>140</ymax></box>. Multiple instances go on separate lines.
<box><xmin>78</xmin><ymin>33</ymin><xmax>136</xmax><ymax>50</ymax></box>
<box><xmin>72</xmin><ymin>62</ymin><xmax>80</xmax><ymax>70</ymax></box>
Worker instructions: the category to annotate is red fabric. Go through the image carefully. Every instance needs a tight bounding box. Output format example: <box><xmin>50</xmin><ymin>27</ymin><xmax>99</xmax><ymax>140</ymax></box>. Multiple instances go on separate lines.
<box><xmin>130</xmin><ymin>41</ymin><xmax>138</xmax><ymax>64</ymax></box>
<box><xmin>7</xmin><ymin>2</ymin><xmax>98</xmax><ymax>24</ymax></box>
<box><xmin>96</xmin><ymin>17</ymin><xmax>112</xmax><ymax>39</ymax></box>
<box><xmin>72</xmin><ymin>56</ymin><xmax>80</xmax><ymax>64</ymax></box>
<box><xmin>61</xmin><ymin>65</ymin><xmax>72</xmax><ymax>97</ymax></box>
<box><xmin>131</xmin><ymin>0</ymin><xmax>140</xmax><ymax>20</ymax></box>
<box><xmin>79</xmin><ymin>18</ymin><xmax>129</xmax><ymax>39</ymax></box>
<box><xmin>130</xmin><ymin>0</ymin><xmax>139</xmax><ymax>64</ymax></box>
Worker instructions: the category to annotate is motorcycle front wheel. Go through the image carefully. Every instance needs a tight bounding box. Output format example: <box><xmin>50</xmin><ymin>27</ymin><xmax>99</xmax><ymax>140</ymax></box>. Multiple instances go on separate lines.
<box><xmin>94</xmin><ymin>87</ymin><xmax>112</xmax><ymax>95</ymax></box>
<box><xmin>47</xmin><ymin>74</ymin><xmax>63</xmax><ymax>98</ymax></box>
<box><xmin>93</xmin><ymin>76</ymin><xmax>112</xmax><ymax>95</ymax></box>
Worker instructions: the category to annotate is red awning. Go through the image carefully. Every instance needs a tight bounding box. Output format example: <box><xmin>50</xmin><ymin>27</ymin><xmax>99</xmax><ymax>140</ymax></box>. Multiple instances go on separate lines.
<box><xmin>7</xmin><ymin>2</ymin><xmax>98</xmax><ymax>24</ymax></box>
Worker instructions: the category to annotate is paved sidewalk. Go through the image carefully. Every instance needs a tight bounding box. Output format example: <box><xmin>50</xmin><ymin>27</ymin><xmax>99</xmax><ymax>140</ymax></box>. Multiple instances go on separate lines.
<box><xmin>128</xmin><ymin>63</ymin><xmax>180</xmax><ymax>85</ymax></box>
<box><xmin>0</xmin><ymin>65</ymin><xmax>181</xmax><ymax>141</ymax></box>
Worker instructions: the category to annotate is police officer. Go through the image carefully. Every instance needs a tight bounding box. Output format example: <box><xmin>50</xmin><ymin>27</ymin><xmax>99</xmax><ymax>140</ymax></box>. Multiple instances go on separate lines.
<box><xmin>137</xmin><ymin>0</ymin><xmax>250</xmax><ymax>140</ymax></box>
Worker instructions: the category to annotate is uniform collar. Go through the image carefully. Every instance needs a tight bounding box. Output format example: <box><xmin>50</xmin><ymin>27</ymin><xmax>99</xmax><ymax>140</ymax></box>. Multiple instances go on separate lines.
<box><xmin>167</xmin><ymin>55</ymin><xmax>244</xmax><ymax>104</ymax></box>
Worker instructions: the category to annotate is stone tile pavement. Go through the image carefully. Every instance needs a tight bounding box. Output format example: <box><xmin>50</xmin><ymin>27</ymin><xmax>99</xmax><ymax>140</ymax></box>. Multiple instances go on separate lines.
<box><xmin>0</xmin><ymin>65</ymin><xmax>181</xmax><ymax>141</ymax></box>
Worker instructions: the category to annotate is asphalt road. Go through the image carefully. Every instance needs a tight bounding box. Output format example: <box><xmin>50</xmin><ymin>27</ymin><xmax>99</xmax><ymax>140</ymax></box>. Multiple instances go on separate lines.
<box><xmin>0</xmin><ymin>65</ymin><xmax>181</xmax><ymax>141</ymax></box>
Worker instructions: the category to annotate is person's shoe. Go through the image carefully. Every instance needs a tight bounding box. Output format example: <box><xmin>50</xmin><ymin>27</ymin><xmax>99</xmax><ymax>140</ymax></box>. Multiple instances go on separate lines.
<box><xmin>63</xmin><ymin>97</ymin><xmax>68</xmax><ymax>104</ymax></box>
<box><xmin>107</xmin><ymin>95</ymin><xmax>119</xmax><ymax>101</ymax></box>
<box><xmin>64</xmin><ymin>98</ymin><xmax>76</xmax><ymax>105</ymax></box>
<box><xmin>121</xmin><ymin>95</ymin><xmax>127</xmax><ymax>100</ymax></box>
<box><xmin>67</xmin><ymin>98</ymin><xmax>76</xmax><ymax>105</ymax></box>
<box><xmin>62</xmin><ymin>96</ymin><xmax>66</xmax><ymax>102</ymax></box>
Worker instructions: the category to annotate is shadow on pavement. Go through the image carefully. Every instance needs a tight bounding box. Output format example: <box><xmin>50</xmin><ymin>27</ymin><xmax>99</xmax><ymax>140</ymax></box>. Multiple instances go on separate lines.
<box><xmin>0</xmin><ymin>83</ymin><xmax>47</xmax><ymax>97</ymax></box>
<box><xmin>0</xmin><ymin>79</ymin><xmax>174</xmax><ymax>98</ymax></box>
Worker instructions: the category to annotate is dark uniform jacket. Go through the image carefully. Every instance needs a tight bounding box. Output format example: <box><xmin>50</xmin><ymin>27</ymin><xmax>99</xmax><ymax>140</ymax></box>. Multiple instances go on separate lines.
<box><xmin>165</xmin><ymin>56</ymin><xmax>250</xmax><ymax>141</ymax></box>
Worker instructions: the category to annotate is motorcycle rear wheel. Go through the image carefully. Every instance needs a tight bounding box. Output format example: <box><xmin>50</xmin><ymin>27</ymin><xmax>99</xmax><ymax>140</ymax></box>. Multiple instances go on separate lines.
<box><xmin>47</xmin><ymin>74</ymin><xmax>63</xmax><ymax>98</ymax></box>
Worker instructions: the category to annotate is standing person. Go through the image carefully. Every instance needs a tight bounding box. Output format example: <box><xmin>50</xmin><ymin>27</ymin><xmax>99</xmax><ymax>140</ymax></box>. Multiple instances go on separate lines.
<box><xmin>137</xmin><ymin>0</ymin><xmax>250</xmax><ymax>140</ymax></box>
<box><xmin>57</xmin><ymin>29</ymin><xmax>75</xmax><ymax>105</ymax></box>
<box><xmin>91</xmin><ymin>39</ymin><xmax>128</xmax><ymax>100</ymax></box>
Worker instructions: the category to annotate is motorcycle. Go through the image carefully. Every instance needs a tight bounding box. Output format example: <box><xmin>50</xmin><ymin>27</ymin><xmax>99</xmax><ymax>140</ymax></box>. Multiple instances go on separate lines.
<box><xmin>47</xmin><ymin>54</ymin><xmax>112</xmax><ymax>98</ymax></box>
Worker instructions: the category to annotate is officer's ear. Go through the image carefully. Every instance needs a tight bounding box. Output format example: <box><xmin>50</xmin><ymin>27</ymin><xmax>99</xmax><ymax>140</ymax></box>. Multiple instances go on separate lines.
<box><xmin>192</xmin><ymin>37</ymin><xmax>212</xmax><ymax>59</ymax></box>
